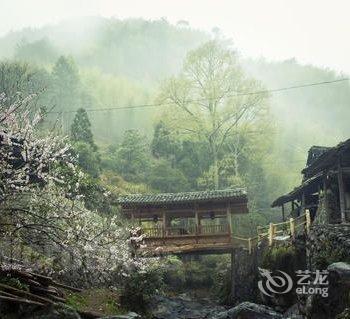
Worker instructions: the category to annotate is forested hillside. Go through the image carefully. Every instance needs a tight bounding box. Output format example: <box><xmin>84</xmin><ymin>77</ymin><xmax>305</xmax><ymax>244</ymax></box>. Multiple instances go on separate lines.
<box><xmin>0</xmin><ymin>17</ymin><xmax>349</xmax><ymax>209</ymax></box>
<box><xmin>1</xmin><ymin>15</ymin><xmax>350</xmax><ymax>318</ymax></box>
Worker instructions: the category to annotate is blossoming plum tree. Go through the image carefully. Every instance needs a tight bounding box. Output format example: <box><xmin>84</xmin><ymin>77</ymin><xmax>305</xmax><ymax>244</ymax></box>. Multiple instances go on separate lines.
<box><xmin>0</xmin><ymin>93</ymin><xmax>153</xmax><ymax>288</ymax></box>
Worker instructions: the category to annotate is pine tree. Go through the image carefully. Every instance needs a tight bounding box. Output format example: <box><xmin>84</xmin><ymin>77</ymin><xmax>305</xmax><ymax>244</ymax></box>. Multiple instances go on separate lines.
<box><xmin>71</xmin><ymin>108</ymin><xmax>96</xmax><ymax>150</ymax></box>
<box><xmin>51</xmin><ymin>56</ymin><xmax>80</xmax><ymax>112</ymax></box>
<box><xmin>70</xmin><ymin>108</ymin><xmax>101</xmax><ymax>177</ymax></box>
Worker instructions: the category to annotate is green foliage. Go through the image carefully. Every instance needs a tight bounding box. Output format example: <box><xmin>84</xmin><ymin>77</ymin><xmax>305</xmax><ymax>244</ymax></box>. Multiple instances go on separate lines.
<box><xmin>312</xmin><ymin>240</ymin><xmax>350</xmax><ymax>269</ymax></box>
<box><xmin>0</xmin><ymin>21</ymin><xmax>296</xmax><ymax>211</ymax></box>
<box><xmin>0</xmin><ymin>16</ymin><xmax>349</xmax><ymax>249</ymax></box>
<box><xmin>212</xmin><ymin>261</ymin><xmax>233</xmax><ymax>304</ymax></box>
<box><xmin>148</xmin><ymin>159</ymin><xmax>190</xmax><ymax>193</ymax></box>
<box><xmin>150</xmin><ymin>122</ymin><xmax>210</xmax><ymax>190</ymax></box>
<box><xmin>120</xmin><ymin>265</ymin><xmax>164</xmax><ymax>309</ymax></box>
<box><xmin>66</xmin><ymin>292</ymin><xmax>88</xmax><ymax>310</ymax></box>
<box><xmin>231</xmin><ymin>211</ymin><xmax>279</xmax><ymax>237</ymax></box>
<box><xmin>66</xmin><ymin>289</ymin><xmax>123</xmax><ymax>316</ymax></box>
<box><xmin>79</xmin><ymin>68</ymin><xmax>152</xmax><ymax>142</ymax></box>
<box><xmin>157</xmin><ymin>40</ymin><xmax>271</xmax><ymax>193</ymax></box>
<box><xmin>71</xmin><ymin>108</ymin><xmax>96</xmax><ymax>149</ymax></box>
<box><xmin>151</xmin><ymin>121</ymin><xmax>181</xmax><ymax>162</ymax></box>
<box><xmin>0</xmin><ymin>61</ymin><xmax>50</xmax><ymax>106</ymax></box>
<box><xmin>50</xmin><ymin>55</ymin><xmax>80</xmax><ymax>113</ymax></box>
<box><xmin>72</xmin><ymin>141</ymin><xmax>101</xmax><ymax>178</ymax></box>
<box><xmin>100</xmin><ymin>170</ymin><xmax>150</xmax><ymax>195</ymax></box>
<box><xmin>0</xmin><ymin>276</ymin><xmax>29</xmax><ymax>291</ymax></box>
<box><xmin>15</xmin><ymin>37</ymin><xmax>58</xmax><ymax>64</ymax></box>
<box><xmin>70</xmin><ymin>108</ymin><xmax>101</xmax><ymax>177</ymax></box>
<box><xmin>197</xmin><ymin>157</ymin><xmax>246</xmax><ymax>191</ymax></box>
<box><xmin>182</xmin><ymin>261</ymin><xmax>212</xmax><ymax>287</ymax></box>
<box><xmin>262</xmin><ymin>245</ymin><xmax>297</xmax><ymax>274</ymax></box>
<box><xmin>162</xmin><ymin>255</ymin><xmax>230</xmax><ymax>293</ymax></box>
<box><xmin>162</xmin><ymin>256</ymin><xmax>186</xmax><ymax>290</ymax></box>
<box><xmin>114</xmin><ymin>129</ymin><xmax>151</xmax><ymax>183</ymax></box>
<box><xmin>78</xmin><ymin>174</ymin><xmax>115</xmax><ymax>214</ymax></box>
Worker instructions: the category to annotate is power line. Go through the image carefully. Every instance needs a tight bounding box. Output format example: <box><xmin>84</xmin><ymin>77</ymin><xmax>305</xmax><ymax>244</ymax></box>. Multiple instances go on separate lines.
<box><xmin>48</xmin><ymin>78</ymin><xmax>349</xmax><ymax>114</ymax></box>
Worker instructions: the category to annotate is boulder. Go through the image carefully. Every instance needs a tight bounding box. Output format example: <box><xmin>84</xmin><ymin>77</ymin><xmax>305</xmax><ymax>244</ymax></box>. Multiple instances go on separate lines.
<box><xmin>328</xmin><ymin>262</ymin><xmax>350</xmax><ymax>286</ymax></box>
<box><xmin>21</xmin><ymin>304</ymin><xmax>81</xmax><ymax>319</ymax></box>
<box><xmin>99</xmin><ymin>312</ymin><xmax>141</xmax><ymax>319</ymax></box>
<box><xmin>213</xmin><ymin>302</ymin><xmax>283</xmax><ymax>319</ymax></box>
<box><xmin>283</xmin><ymin>303</ymin><xmax>303</xmax><ymax>319</ymax></box>
<box><xmin>149</xmin><ymin>295</ymin><xmax>226</xmax><ymax>319</ymax></box>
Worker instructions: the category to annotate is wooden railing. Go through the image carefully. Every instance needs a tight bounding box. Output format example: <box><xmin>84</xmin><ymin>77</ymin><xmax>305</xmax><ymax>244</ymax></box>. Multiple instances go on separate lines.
<box><xmin>200</xmin><ymin>224</ymin><xmax>229</xmax><ymax>235</ymax></box>
<box><xmin>231</xmin><ymin>235</ymin><xmax>259</xmax><ymax>254</ymax></box>
<box><xmin>257</xmin><ymin>210</ymin><xmax>311</xmax><ymax>246</ymax></box>
<box><xmin>142</xmin><ymin>223</ymin><xmax>229</xmax><ymax>238</ymax></box>
<box><xmin>227</xmin><ymin>211</ymin><xmax>311</xmax><ymax>253</ymax></box>
<box><xmin>139</xmin><ymin>211</ymin><xmax>312</xmax><ymax>254</ymax></box>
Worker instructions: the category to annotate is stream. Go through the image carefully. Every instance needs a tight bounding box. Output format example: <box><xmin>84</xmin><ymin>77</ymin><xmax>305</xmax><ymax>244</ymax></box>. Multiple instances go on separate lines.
<box><xmin>149</xmin><ymin>294</ymin><xmax>227</xmax><ymax>319</ymax></box>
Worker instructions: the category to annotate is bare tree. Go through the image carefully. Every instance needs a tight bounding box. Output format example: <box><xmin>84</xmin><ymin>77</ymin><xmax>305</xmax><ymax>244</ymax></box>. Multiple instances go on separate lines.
<box><xmin>159</xmin><ymin>41</ymin><xmax>269</xmax><ymax>189</ymax></box>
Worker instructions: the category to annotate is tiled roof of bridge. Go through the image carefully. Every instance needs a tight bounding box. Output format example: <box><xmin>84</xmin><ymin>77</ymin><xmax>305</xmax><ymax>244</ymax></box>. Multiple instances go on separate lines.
<box><xmin>116</xmin><ymin>188</ymin><xmax>247</xmax><ymax>206</ymax></box>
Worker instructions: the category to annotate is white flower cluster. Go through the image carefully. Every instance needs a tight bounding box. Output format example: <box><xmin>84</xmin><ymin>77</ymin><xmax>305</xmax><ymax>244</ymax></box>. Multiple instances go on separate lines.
<box><xmin>0</xmin><ymin>93</ymin><xmax>154</xmax><ymax>287</ymax></box>
<box><xmin>0</xmin><ymin>93</ymin><xmax>76</xmax><ymax>199</ymax></box>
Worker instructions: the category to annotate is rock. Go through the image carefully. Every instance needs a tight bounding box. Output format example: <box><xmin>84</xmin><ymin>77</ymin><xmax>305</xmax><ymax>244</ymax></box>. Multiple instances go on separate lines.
<box><xmin>22</xmin><ymin>304</ymin><xmax>81</xmax><ymax>319</ymax></box>
<box><xmin>336</xmin><ymin>308</ymin><xmax>350</xmax><ymax>319</ymax></box>
<box><xmin>149</xmin><ymin>295</ymin><xmax>226</xmax><ymax>319</ymax></box>
<box><xmin>99</xmin><ymin>312</ymin><xmax>141</xmax><ymax>319</ymax></box>
<box><xmin>213</xmin><ymin>302</ymin><xmax>283</xmax><ymax>319</ymax></box>
<box><xmin>328</xmin><ymin>262</ymin><xmax>350</xmax><ymax>286</ymax></box>
<box><xmin>283</xmin><ymin>304</ymin><xmax>304</xmax><ymax>319</ymax></box>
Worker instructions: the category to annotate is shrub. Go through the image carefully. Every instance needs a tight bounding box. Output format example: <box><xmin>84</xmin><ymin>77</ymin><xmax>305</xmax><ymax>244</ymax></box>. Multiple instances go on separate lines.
<box><xmin>262</xmin><ymin>245</ymin><xmax>297</xmax><ymax>274</ymax></box>
<box><xmin>163</xmin><ymin>256</ymin><xmax>186</xmax><ymax>290</ymax></box>
<box><xmin>120</xmin><ymin>262</ymin><xmax>164</xmax><ymax>309</ymax></box>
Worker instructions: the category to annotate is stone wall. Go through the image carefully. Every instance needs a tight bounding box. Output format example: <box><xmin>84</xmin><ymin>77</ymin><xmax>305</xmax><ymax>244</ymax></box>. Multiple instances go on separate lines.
<box><xmin>229</xmin><ymin>247</ymin><xmax>259</xmax><ymax>305</ymax></box>
<box><xmin>306</xmin><ymin>224</ymin><xmax>350</xmax><ymax>270</ymax></box>
<box><xmin>227</xmin><ymin>224</ymin><xmax>350</xmax><ymax>317</ymax></box>
<box><xmin>300</xmin><ymin>224</ymin><xmax>350</xmax><ymax>318</ymax></box>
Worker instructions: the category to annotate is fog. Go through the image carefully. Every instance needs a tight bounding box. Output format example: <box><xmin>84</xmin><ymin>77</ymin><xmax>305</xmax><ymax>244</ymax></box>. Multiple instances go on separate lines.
<box><xmin>0</xmin><ymin>2</ymin><xmax>349</xmax><ymax>202</ymax></box>
<box><xmin>1</xmin><ymin>3</ymin><xmax>350</xmax><ymax>316</ymax></box>
<box><xmin>1</xmin><ymin>0</ymin><xmax>350</xmax><ymax>73</ymax></box>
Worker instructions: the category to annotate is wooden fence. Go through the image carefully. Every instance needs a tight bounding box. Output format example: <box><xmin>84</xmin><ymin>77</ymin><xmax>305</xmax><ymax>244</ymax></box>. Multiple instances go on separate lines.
<box><xmin>229</xmin><ymin>210</ymin><xmax>311</xmax><ymax>254</ymax></box>
<box><xmin>257</xmin><ymin>210</ymin><xmax>311</xmax><ymax>246</ymax></box>
<box><xmin>142</xmin><ymin>223</ymin><xmax>230</xmax><ymax>238</ymax></box>
<box><xmin>140</xmin><ymin>210</ymin><xmax>312</xmax><ymax>254</ymax></box>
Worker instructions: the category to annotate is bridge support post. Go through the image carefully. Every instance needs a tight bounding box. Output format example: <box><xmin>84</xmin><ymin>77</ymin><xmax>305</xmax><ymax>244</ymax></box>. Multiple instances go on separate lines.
<box><xmin>226</xmin><ymin>203</ymin><xmax>232</xmax><ymax>235</ymax></box>
<box><xmin>230</xmin><ymin>247</ymin><xmax>258</xmax><ymax>304</ymax></box>
<box><xmin>230</xmin><ymin>249</ymin><xmax>236</xmax><ymax>301</ymax></box>
<box><xmin>195</xmin><ymin>209</ymin><xmax>200</xmax><ymax>234</ymax></box>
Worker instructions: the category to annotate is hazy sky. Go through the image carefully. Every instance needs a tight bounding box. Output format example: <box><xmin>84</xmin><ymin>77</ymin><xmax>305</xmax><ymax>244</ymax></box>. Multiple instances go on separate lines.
<box><xmin>1</xmin><ymin>0</ymin><xmax>350</xmax><ymax>73</ymax></box>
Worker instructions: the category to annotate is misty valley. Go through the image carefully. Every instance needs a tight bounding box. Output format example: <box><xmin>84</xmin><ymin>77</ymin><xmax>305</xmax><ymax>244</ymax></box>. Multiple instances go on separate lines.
<box><xmin>0</xmin><ymin>12</ymin><xmax>349</xmax><ymax>319</ymax></box>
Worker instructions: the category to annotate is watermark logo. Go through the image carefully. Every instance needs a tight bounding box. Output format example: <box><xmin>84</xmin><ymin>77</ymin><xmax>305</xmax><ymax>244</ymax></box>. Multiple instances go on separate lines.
<box><xmin>258</xmin><ymin>268</ymin><xmax>329</xmax><ymax>298</ymax></box>
<box><xmin>258</xmin><ymin>268</ymin><xmax>293</xmax><ymax>297</ymax></box>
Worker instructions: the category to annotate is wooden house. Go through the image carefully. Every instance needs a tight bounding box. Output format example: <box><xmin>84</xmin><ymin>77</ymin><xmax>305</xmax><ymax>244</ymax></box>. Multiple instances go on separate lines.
<box><xmin>272</xmin><ymin>139</ymin><xmax>350</xmax><ymax>224</ymax></box>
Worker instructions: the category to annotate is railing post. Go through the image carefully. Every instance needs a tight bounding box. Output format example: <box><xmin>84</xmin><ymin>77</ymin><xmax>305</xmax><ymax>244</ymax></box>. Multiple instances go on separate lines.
<box><xmin>290</xmin><ymin>217</ymin><xmax>295</xmax><ymax>239</ymax></box>
<box><xmin>195</xmin><ymin>208</ymin><xmax>200</xmax><ymax>235</ymax></box>
<box><xmin>248</xmin><ymin>238</ymin><xmax>252</xmax><ymax>254</ymax></box>
<box><xmin>305</xmin><ymin>209</ymin><xmax>311</xmax><ymax>235</ymax></box>
<box><xmin>268</xmin><ymin>223</ymin><xmax>274</xmax><ymax>246</ymax></box>
<box><xmin>257</xmin><ymin>226</ymin><xmax>262</xmax><ymax>242</ymax></box>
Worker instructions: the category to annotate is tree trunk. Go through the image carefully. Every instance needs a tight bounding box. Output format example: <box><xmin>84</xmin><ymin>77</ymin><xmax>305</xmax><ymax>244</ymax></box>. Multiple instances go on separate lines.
<box><xmin>213</xmin><ymin>149</ymin><xmax>219</xmax><ymax>190</ymax></box>
<box><xmin>234</xmin><ymin>145</ymin><xmax>239</xmax><ymax>177</ymax></box>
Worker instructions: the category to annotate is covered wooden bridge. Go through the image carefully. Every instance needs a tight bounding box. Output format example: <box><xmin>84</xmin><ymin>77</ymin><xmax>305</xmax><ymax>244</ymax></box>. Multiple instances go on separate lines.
<box><xmin>116</xmin><ymin>189</ymin><xmax>249</xmax><ymax>255</ymax></box>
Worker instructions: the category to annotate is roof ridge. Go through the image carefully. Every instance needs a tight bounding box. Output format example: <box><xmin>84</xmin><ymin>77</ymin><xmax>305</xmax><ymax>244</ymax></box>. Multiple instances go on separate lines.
<box><xmin>119</xmin><ymin>188</ymin><xmax>246</xmax><ymax>197</ymax></box>
<box><xmin>116</xmin><ymin>188</ymin><xmax>247</xmax><ymax>206</ymax></box>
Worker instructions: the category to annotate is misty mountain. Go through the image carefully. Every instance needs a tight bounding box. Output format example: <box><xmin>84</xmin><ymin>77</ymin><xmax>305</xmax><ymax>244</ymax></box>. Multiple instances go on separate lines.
<box><xmin>0</xmin><ymin>17</ymin><xmax>208</xmax><ymax>84</ymax></box>
<box><xmin>0</xmin><ymin>16</ymin><xmax>349</xmax><ymax>168</ymax></box>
